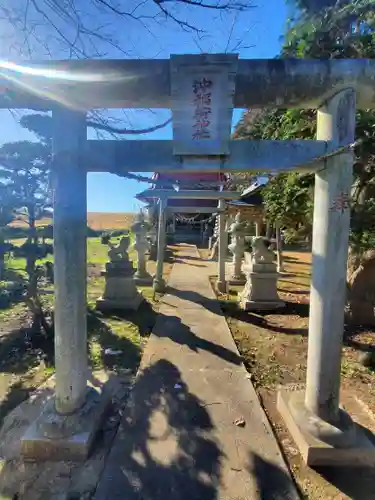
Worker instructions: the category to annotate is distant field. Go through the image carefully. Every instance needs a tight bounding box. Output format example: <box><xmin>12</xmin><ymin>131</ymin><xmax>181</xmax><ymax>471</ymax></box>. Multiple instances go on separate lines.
<box><xmin>87</xmin><ymin>212</ymin><xmax>136</xmax><ymax>230</ymax></box>
<box><xmin>10</xmin><ymin>212</ymin><xmax>136</xmax><ymax>231</ymax></box>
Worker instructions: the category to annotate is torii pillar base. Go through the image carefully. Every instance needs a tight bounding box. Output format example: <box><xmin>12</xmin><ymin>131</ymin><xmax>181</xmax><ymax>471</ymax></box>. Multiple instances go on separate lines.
<box><xmin>277</xmin><ymin>387</ymin><xmax>375</xmax><ymax>467</ymax></box>
<box><xmin>216</xmin><ymin>280</ymin><xmax>227</xmax><ymax>294</ymax></box>
<box><xmin>21</xmin><ymin>387</ymin><xmax>110</xmax><ymax>461</ymax></box>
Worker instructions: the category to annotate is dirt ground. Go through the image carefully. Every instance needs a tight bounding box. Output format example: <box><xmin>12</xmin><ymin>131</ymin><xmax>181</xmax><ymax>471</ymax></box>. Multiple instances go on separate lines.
<box><xmin>218</xmin><ymin>251</ymin><xmax>375</xmax><ymax>500</ymax></box>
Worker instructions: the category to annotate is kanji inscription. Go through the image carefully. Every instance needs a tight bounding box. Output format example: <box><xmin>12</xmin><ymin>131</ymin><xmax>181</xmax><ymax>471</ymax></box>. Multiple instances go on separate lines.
<box><xmin>330</xmin><ymin>192</ymin><xmax>351</xmax><ymax>213</ymax></box>
<box><xmin>192</xmin><ymin>77</ymin><xmax>213</xmax><ymax>140</ymax></box>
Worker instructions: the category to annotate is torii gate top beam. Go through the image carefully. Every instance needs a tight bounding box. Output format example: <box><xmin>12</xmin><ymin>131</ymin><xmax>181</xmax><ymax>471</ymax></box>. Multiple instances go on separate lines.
<box><xmin>1</xmin><ymin>58</ymin><xmax>375</xmax><ymax>110</ymax></box>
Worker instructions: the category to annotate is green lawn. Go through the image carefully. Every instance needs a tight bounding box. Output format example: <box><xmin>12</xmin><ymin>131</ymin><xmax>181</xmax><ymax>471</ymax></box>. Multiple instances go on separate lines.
<box><xmin>1</xmin><ymin>235</ymin><xmax>157</xmax><ymax>375</ymax></box>
<box><xmin>0</xmin><ymin>232</ymin><xmax>168</xmax><ymax>433</ymax></box>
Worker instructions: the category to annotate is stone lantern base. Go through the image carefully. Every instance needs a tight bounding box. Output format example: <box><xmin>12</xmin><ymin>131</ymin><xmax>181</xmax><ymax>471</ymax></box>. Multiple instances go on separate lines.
<box><xmin>133</xmin><ymin>270</ymin><xmax>153</xmax><ymax>286</ymax></box>
<box><xmin>228</xmin><ymin>268</ymin><xmax>246</xmax><ymax>286</ymax></box>
<box><xmin>97</xmin><ymin>262</ymin><xmax>143</xmax><ymax>311</ymax></box>
<box><xmin>239</xmin><ymin>261</ymin><xmax>284</xmax><ymax>311</ymax></box>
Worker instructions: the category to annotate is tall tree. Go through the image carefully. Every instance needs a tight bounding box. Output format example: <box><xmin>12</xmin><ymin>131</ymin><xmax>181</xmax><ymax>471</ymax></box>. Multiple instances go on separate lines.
<box><xmin>287</xmin><ymin>0</ymin><xmax>349</xmax><ymax>16</ymax></box>
<box><xmin>234</xmin><ymin>0</ymin><xmax>375</xmax><ymax>249</ymax></box>
<box><xmin>0</xmin><ymin>182</ymin><xmax>17</xmax><ymax>279</ymax></box>
<box><xmin>0</xmin><ymin>137</ymin><xmax>53</xmax><ymax>333</ymax></box>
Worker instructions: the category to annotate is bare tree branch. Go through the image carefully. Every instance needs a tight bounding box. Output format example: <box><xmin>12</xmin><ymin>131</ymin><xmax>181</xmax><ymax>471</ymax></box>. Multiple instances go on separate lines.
<box><xmin>155</xmin><ymin>0</ymin><xmax>248</xmax><ymax>10</ymax></box>
<box><xmin>87</xmin><ymin>117</ymin><xmax>172</xmax><ymax>135</ymax></box>
<box><xmin>0</xmin><ymin>0</ymin><xmax>254</xmax><ymax>140</ymax></box>
<box><xmin>0</xmin><ymin>0</ymin><xmax>254</xmax><ymax>58</ymax></box>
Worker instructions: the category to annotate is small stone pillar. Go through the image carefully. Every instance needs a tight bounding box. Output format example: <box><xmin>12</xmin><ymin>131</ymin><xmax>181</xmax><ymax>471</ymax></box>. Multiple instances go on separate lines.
<box><xmin>153</xmin><ymin>198</ymin><xmax>167</xmax><ymax>292</ymax></box>
<box><xmin>275</xmin><ymin>222</ymin><xmax>284</xmax><ymax>272</ymax></box>
<box><xmin>131</xmin><ymin>212</ymin><xmax>153</xmax><ymax>285</ymax></box>
<box><xmin>266</xmin><ymin>221</ymin><xmax>273</xmax><ymax>239</ymax></box>
<box><xmin>209</xmin><ymin>216</ymin><xmax>219</xmax><ymax>259</ymax></box>
<box><xmin>228</xmin><ymin>212</ymin><xmax>246</xmax><ymax>285</ymax></box>
<box><xmin>97</xmin><ymin>236</ymin><xmax>142</xmax><ymax>311</ymax></box>
<box><xmin>21</xmin><ymin>108</ymin><xmax>108</xmax><ymax>461</ymax></box>
<box><xmin>239</xmin><ymin>237</ymin><xmax>284</xmax><ymax>310</ymax></box>
<box><xmin>255</xmin><ymin>221</ymin><xmax>261</xmax><ymax>237</ymax></box>
<box><xmin>216</xmin><ymin>200</ymin><xmax>227</xmax><ymax>293</ymax></box>
<box><xmin>148</xmin><ymin>224</ymin><xmax>158</xmax><ymax>261</ymax></box>
<box><xmin>278</xmin><ymin>89</ymin><xmax>375</xmax><ymax>466</ymax></box>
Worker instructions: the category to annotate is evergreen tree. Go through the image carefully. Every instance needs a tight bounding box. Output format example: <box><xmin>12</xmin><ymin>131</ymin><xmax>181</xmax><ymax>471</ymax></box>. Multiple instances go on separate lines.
<box><xmin>234</xmin><ymin>0</ymin><xmax>375</xmax><ymax>250</ymax></box>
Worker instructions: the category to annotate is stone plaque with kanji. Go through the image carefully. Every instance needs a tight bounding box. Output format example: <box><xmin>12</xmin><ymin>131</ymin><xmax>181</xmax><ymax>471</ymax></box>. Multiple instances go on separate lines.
<box><xmin>170</xmin><ymin>54</ymin><xmax>238</xmax><ymax>156</ymax></box>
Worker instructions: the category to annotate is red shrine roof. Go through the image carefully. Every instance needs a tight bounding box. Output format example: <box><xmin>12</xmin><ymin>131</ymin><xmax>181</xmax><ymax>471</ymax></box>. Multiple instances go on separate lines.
<box><xmin>136</xmin><ymin>172</ymin><xmax>228</xmax><ymax>208</ymax></box>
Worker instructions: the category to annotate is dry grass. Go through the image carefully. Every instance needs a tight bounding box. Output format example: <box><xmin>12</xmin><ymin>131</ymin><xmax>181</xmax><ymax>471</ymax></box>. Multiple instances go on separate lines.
<box><xmin>10</xmin><ymin>212</ymin><xmax>136</xmax><ymax>231</ymax></box>
<box><xmin>10</xmin><ymin>217</ymin><xmax>52</xmax><ymax>228</ymax></box>
<box><xmin>216</xmin><ymin>251</ymin><xmax>375</xmax><ymax>500</ymax></box>
<box><xmin>87</xmin><ymin>212</ymin><xmax>136</xmax><ymax>230</ymax></box>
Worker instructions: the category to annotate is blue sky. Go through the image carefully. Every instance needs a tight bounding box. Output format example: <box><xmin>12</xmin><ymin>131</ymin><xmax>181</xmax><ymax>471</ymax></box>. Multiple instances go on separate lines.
<box><xmin>0</xmin><ymin>0</ymin><xmax>288</xmax><ymax>212</ymax></box>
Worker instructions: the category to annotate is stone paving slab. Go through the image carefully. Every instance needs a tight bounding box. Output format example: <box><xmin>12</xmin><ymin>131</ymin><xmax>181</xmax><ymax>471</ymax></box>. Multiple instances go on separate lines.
<box><xmin>94</xmin><ymin>245</ymin><xmax>299</xmax><ymax>500</ymax></box>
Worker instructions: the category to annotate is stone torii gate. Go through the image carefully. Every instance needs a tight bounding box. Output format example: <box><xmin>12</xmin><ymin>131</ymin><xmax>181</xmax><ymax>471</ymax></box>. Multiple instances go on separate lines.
<box><xmin>137</xmin><ymin>189</ymin><xmax>240</xmax><ymax>292</ymax></box>
<box><xmin>2</xmin><ymin>55</ymin><xmax>375</xmax><ymax>464</ymax></box>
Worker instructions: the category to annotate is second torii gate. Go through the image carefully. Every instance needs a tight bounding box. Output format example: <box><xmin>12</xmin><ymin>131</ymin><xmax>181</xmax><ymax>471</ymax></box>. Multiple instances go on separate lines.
<box><xmin>1</xmin><ymin>54</ymin><xmax>374</xmax><ymax>465</ymax></box>
<box><xmin>137</xmin><ymin>189</ymin><xmax>240</xmax><ymax>292</ymax></box>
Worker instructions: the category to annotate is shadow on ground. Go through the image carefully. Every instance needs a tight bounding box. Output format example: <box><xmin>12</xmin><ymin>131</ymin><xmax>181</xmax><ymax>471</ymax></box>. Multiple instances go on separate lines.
<box><xmin>314</xmin><ymin>460</ymin><xmax>375</xmax><ymax>500</ymax></box>
<box><xmin>165</xmin><ymin>286</ymin><xmax>225</xmax><ymax>315</ymax></box>
<box><xmin>0</xmin><ymin>300</ymin><xmax>157</xmax><ymax>435</ymax></box>
<box><xmin>93</xmin><ymin>299</ymin><xmax>157</xmax><ymax>338</ymax></box>
<box><xmin>95</xmin><ymin>358</ymin><xmax>223</xmax><ymax>500</ymax></box>
<box><xmin>152</xmin><ymin>311</ymin><xmax>242</xmax><ymax>366</ymax></box>
<box><xmin>173</xmin><ymin>259</ymin><xmax>207</xmax><ymax>267</ymax></box>
<box><xmin>95</xmin><ymin>358</ymin><xmax>301</xmax><ymax>500</ymax></box>
<box><xmin>220</xmin><ymin>300</ymin><xmax>309</xmax><ymax>337</ymax></box>
<box><xmin>251</xmin><ymin>453</ymin><xmax>302</xmax><ymax>500</ymax></box>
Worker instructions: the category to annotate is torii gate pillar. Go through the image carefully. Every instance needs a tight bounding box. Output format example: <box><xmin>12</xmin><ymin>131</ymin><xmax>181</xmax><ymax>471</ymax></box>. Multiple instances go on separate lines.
<box><xmin>21</xmin><ymin>108</ymin><xmax>109</xmax><ymax>461</ymax></box>
<box><xmin>153</xmin><ymin>198</ymin><xmax>167</xmax><ymax>293</ymax></box>
<box><xmin>216</xmin><ymin>200</ymin><xmax>227</xmax><ymax>293</ymax></box>
<box><xmin>278</xmin><ymin>89</ymin><xmax>375</xmax><ymax>466</ymax></box>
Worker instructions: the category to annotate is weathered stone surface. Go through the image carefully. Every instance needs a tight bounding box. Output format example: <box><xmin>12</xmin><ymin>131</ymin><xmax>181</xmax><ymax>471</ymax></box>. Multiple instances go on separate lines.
<box><xmin>153</xmin><ymin>199</ymin><xmax>167</xmax><ymax>292</ymax></box>
<box><xmin>21</xmin><ymin>387</ymin><xmax>110</xmax><ymax>461</ymax></box>
<box><xmin>97</xmin><ymin>236</ymin><xmax>142</xmax><ymax>311</ymax></box>
<box><xmin>4</xmin><ymin>58</ymin><xmax>375</xmax><ymax>111</ymax></box>
<box><xmin>239</xmin><ymin>243</ymin><xmax>284</xmax><ymax>311</ymax></box>
<box><xmin>96</xmin><ymin>290</ymin><xmax>143</xmax><ymax>311</ymax></box>
<box><xmin>277</xmin><ymin>387</ymin><xmax>375</xmax><ymax>467</ymax></box>
<box><xmin>304</xmin><ymin>89</ymin><xmax>355</xmax><ymax>422</ymax></box>
<box><xmin>0</xmin><ymin>371</ymin><xmax>133</xmax><ymax>499</ymax></box>
<box><xmin>131</xmin><ymin>212</ymin><xmax>153</xmax><ymax>285</ymax></box>
<box><xmin>53</xmin><ymin>108</ymin><xmax>88</xmax><ymax>417</ymax></box>
<box><xmin>228</xmin><ymin>212</ymin><xmax>246</xmax><ymax>285</ymax></box>
<box><xmin>347</xmin><ymin>249</ymin><xmax>375</xmax><ymax>326</ymax></box>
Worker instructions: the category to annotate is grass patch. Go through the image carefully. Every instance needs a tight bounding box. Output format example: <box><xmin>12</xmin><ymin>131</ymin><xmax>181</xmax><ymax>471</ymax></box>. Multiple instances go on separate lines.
<box><xmin>0</xmin><ymin>234</ymin><xmax>172</xmax><ymax>429</ymax></box>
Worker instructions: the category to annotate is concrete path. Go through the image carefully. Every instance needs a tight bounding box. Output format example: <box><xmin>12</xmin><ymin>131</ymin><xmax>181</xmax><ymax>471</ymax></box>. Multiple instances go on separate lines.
<box><xmin>95</xmin><ymin>244</ymin><xmax>299</xmax><ymax>500</ymax></box>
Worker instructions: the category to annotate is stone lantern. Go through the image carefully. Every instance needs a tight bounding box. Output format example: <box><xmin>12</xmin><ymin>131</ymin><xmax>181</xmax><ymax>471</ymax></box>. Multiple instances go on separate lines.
<box><xmin>131</xmin><ymin>212</ymin><xmax>153</xmax><ymax>285</ymax></box>
<box><xmin>228</xmin><ymin>212</ymin><xmax>246</xmax><ymax>284</ymax></box>
<box><xmin>239</xmin><ymin>236</ymin><xmax>284</xmax><ymax>310</ymax></box>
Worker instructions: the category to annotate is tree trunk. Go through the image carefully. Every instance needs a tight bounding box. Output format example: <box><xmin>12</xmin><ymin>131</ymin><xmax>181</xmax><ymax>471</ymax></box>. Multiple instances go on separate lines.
<box><xmin>0</xmin><ymin>253</ymin><xmax>4</xmax><ymax>280</ymax></box>
<box><xmin>0</xmin><ymin>232</ymin><xmax>5</xmax><ymax>280</ymax></box>
<box><xmin>26</xmin><ymin>216</ymin><xmax>37</xmax><ymax>279</ymax></box>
